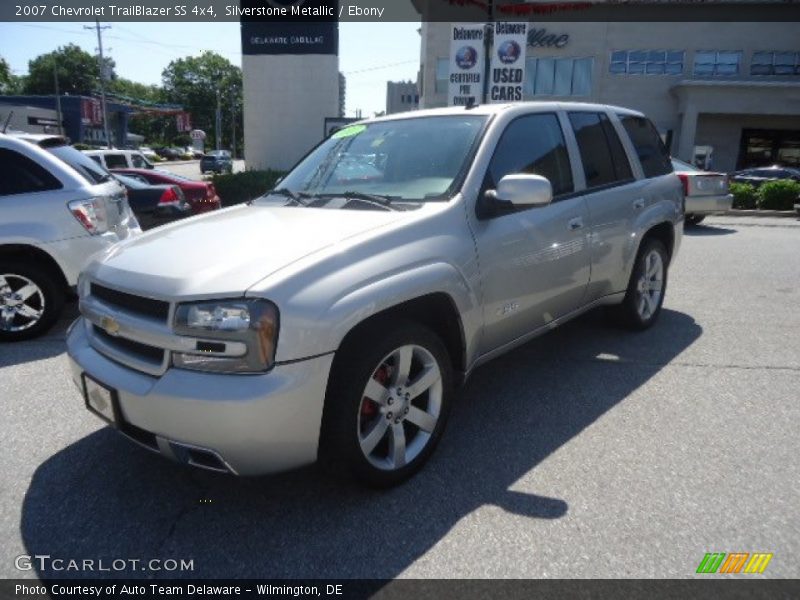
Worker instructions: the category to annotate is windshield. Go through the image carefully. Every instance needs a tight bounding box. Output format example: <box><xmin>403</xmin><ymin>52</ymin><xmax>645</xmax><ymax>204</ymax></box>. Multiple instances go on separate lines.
<box><xmin>46</xmin><ymin>145</ymin><xmax>113</xmax><ymax>185</ymax></box>
<box><xmin>272</xmin><ymin>115</ymin><xmax>487</xmax><ymax>203</ymax></box>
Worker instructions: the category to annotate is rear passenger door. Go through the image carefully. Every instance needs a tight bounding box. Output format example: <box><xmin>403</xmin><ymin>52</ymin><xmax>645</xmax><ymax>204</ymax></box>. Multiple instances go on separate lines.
<box><xmin>472</xmin><ymin>112</ymin><xmax>591</xmax><ymax>353</ymax></box>
<box><xmin>565</xmin><ymin>111</ymin><xmax>646</xmax><ymax>300</ymax></box>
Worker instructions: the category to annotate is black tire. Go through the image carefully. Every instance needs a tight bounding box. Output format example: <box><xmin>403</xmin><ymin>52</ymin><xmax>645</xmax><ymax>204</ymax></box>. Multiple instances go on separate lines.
<box><xmin>319</xmin><ymin>320</ymin><xmax>453</xmax><ymax>488</ymax></box>
<box><xmin>614</xmin><ymin>238</ymin><xmax>669</xmax><ymax>331</ymax></box>
<box><xmin>686</xmin><ymin>214</ymin><xmax>706</xmax><ymax>226</ymax></box>
<box><xmin>0</xmin><ymin>260</ymin><xmax>65</xmax><ymax>342</ymax></box>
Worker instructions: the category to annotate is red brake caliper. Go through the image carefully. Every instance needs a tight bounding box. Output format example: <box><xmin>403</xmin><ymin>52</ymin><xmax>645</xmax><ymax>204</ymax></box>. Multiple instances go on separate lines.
<box><xmin>361</xmin><ymin>364</ymin><xmax>390</xmax><ymax>417</ymax></box>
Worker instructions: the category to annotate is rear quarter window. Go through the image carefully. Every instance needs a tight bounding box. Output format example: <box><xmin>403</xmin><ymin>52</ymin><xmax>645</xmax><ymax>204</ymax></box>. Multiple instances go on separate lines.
<box><xmin>619</xmin><ymin>115</ymin><xmax>672</xmax><ymax>178</ymax></box>
<box><xmin>0</xmin><ymin>149</ymin><xmax>63</xmax><ymax>196</ymax></box>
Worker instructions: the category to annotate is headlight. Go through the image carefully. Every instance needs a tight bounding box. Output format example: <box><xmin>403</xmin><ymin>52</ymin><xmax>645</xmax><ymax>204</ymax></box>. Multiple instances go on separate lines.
<box><xmin>172</xmin><ymin>299</ymin><xmax>279</xmax><ymax>374</ymax></box>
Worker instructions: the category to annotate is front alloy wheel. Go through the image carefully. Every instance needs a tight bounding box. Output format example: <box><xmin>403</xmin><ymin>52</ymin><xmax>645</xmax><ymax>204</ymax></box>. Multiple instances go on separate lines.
<box><xmin>357</xmin><ymin>344</ymin><xmax>443</xmax><ymax>471</ymax></box>
<box><xmin>321</xmin><ymin>321</ymin><xmax>453</xmax><ymax>487</ymax></box>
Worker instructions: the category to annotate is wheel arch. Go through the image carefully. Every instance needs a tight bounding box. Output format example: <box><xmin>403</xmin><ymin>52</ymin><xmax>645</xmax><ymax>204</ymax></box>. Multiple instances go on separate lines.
<box><xmin>640</xmin><ymin>221</ymin><xmax>675</xmax><ymax>262</ymax></box>
<box><xmin>0</xmin><ymin>244</ymin><xmax>70</xmax><ymax>292</ymax></box>
<box><xmin>334</xmin><ymin>292</ymin><xmax>468</xmax><ymax>382</ymax></box>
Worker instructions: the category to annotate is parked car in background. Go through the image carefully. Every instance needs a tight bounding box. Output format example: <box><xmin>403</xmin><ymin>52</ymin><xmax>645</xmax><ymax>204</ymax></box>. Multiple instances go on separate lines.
<box><xmin>113</xmin><ymin>173</ymin><xmax>192</xmax><ymax>230</ymax></box>
<box><xmin>671</xmin><ymin>158</ymin><xmax>732</xmax><ymax>225</ymax></box>
<box><xmin>111</xmin><ymin>168</ymin><xmax>222</xmax><ymax>214</ymax></box>
<box><xmin>155</xmin><ymin>147</ymin><xmax>183</xmax><ymax>161</ymax></box>
<box><xmin>731</xmin><ymin>166</ymin><xmax>800</xmax><ymax>187</ymax></box>
<box><xmin>137</xmin><ymin>146</ymin><xmax>160</xmax><ymax>162</ymax></box>
<box><xmin>1</xmin><ymin>132</ymin><xmax>139</xmax><ymax>341</ymax></box>
<box><xmin>200</xmin><ymin>150</ymin><xmax>233</xmax><ymax>174</ymax></box>
<box><xmin>67</xmin><ymin>102</ymin><xmax>683</xmax><ymax>486</ymax></box>
<box><xmin>85</xmin><ymin>149</ymin><xmax>155</xmax><ymax>171</ymax></box>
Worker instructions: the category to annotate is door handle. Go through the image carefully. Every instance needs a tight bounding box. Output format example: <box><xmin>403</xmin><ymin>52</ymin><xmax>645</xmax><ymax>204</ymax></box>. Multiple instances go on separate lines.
<box><xmin>568</xmin><ymin>217</ymin><xmax>584</xmax><ymax>231</ymax></box>
<box><xmin>633</xmin><ymin>198</ymin><xmax>646</xmax><ymax>210</ymax></box>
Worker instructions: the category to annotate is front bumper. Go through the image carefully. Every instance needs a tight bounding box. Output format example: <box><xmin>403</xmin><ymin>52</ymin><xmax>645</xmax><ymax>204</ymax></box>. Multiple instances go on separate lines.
<box><xmin>67</xmin><ymin>318</ymin><xmax>334</xmax><ymax>476</ymax></box>
<box><xmin>686</xmin><ymin>193</ymin><xmax>733</xmax><ymax>216</ymax></box>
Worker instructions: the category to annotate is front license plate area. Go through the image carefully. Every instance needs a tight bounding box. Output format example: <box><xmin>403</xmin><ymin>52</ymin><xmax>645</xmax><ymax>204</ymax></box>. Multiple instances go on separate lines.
<box><xmin>82</xmin><ymin>374</ymin><xmax>120</xmax><ymax>426</ymax></box>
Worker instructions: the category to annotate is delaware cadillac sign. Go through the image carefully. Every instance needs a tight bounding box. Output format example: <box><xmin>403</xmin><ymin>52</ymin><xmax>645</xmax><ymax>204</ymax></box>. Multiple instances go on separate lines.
<box><xmin>240</xmin><ymin>0</ymin><xmax>338</xmax><ymax>55</ymax></box>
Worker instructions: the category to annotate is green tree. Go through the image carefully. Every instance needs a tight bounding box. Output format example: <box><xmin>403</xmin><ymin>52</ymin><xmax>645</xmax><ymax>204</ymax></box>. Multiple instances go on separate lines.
<box><xmin>0</xmin><ymin>56</ymin><xmax>20</xmax><ymax>94</ymax></box>
<box><xmin>24</xmin><ymin>44</ymin><xmax>115</xmax><ymax>96</ymax></box>
<box><xmin>161</xmin><ymin>51</ymin><xmax>242</xmax><ymax>152</ymax></box>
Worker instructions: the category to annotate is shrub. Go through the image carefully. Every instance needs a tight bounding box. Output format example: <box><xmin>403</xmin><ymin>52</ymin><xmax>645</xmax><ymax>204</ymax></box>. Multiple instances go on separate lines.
<box><xmin>757</xmin><ymin>179</ymin><xmax>800</xmax><ymax>211</ymax></box>
<box><xmin>729</xmin><ymin>182</ymin><xmax>758</xmax><ymax>210</ymax></box>
<box><xmin>72</xmin><ymin>143</ymin><xmax>92</xmax><ymax>151</ymax></box>
<box><xmin>211</xmin><ymin>170</ymin><xmax>287</xmax><ymax>207</ymax></box>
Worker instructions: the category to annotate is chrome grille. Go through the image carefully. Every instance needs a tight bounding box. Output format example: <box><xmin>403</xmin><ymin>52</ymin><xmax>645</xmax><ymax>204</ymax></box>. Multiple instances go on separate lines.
<box><xmin>82</xmin><ymin>281</ymin><xmax>174</xmax><ymax>376</ymax></box>
<box><xmin>90</xmin><ymin>283</ymin><xmax>170</xmax><ymax>321</ymax></box>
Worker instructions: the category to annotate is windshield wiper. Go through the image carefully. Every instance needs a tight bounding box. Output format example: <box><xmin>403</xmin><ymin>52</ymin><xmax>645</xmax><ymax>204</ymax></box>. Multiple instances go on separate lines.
<box><xmin>261</xmin><ymin>188</ymin><xmax>313</xmax><ymax>206</ymax></box>
<box><xmin>319</xmin><ymin>191</ymin><xmax>401</xmax><ymax>211</ymax></box>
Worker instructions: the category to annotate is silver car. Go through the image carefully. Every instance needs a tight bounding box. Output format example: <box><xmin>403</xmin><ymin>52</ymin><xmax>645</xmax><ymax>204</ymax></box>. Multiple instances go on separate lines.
<box><xmin>0</xmin><ymin>133</ymin><xmax>139</xmax><ymax>341</ymax></box>
<box><xmin>67</xmin><ymin>103</ymin><xmax>683</xmax><ymax>486</ymax></box>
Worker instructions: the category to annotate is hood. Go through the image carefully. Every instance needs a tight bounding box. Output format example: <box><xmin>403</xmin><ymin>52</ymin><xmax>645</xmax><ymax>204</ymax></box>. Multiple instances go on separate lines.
<box><xmin>86</xmin><ymin>204</ymin><xmax>406</xmax><ymax>298</ymax></box>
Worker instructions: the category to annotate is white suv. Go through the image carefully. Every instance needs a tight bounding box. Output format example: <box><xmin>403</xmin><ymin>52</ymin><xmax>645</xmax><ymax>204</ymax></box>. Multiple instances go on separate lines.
<box><xmin>84</xmin><ymin>149</ymin><xmax>155</xmax><ymax>170</ymax></box>
<box><xmin>0</xmin><ymin>133</ymin><xmax>140</xmax><ymax>341</ymax></box>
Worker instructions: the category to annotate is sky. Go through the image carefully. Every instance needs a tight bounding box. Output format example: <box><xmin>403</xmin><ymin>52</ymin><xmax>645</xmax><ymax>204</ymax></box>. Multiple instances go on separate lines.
<box><xmin>0</xmin><ymin>21</ymin><xmax>421</xmax><ymax>117</ymax></box>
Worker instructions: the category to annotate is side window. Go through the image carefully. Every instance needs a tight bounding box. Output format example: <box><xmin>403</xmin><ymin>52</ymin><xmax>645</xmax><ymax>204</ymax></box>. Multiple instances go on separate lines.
<box><xmin>568</xmin><ymin>112</ymin><xmax>632</xmax><ymax>189</ymax></box>
<box><xmin>131</xmin><ymin>154</ymin><xmax>147</xmax><ymax>168</ymax></box>
<box><xmin>487</xmin><ymin>113</ymin><xmax>574</xmax><ymax>199</ymax></box>
<box><xmin>0</xmin><ymin>149</ymin><xmax>63</xmax><ymax>196</ymax></box>
<box><xmin>104</xmin><ymin>154</ymin><xmax>129</xmax><ymax>169</ymax></box>
<box><xmin>619</xmin><ymin>115</ymin><xmax>672</xmax><ymax>178</ymax></box>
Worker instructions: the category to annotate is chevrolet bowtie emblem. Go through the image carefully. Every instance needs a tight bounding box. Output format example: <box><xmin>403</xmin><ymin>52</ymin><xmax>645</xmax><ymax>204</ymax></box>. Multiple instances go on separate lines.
<box><xmin>100</xmin><ymin>316</ymin><xmax>121</xmax><ymax>336</ymax></box>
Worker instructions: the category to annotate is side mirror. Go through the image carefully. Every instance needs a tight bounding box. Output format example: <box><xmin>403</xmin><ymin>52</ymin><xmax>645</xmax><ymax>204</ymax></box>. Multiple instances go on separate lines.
<box><xmin>487</xmin><ymin>173</ymin><xmax>553</xmax><ymax>208</ymax></box>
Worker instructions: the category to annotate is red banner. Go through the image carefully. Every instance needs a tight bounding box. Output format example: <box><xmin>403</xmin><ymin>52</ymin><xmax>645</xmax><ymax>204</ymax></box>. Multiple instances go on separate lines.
<box><xmin>176</xmin><ymin>112</ymin><xmax>192</xmax><ymax>133</ymax></box>
<box><xmin>81</xmin><ymin>98</ymin><xmax>103</xmax><ymax>126</ymax></box>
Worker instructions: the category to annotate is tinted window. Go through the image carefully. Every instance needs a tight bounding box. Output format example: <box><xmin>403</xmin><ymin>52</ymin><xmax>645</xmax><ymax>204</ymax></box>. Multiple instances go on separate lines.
<box><xmin>131</xmin><ymin>153</ymin><xmax>148</xmax><ymax>168</ymax></box>
<box><xmin>487</xmin><ymin>113</ymin><xmax>573</xmax><ymax>197</ymax></box>
<box><xmin>568</xmin><ymin>112</ymin><xmax>632</xmax><ymax>188</ymax></box>
<box><xmin>619</xmin><ymin>115</ymin><xmax>672</xmax><ymax>178</ymax></box>
<box><xmin>105</xmin><ymin>154</ymin><xmax>129</xmax><ymax>169</ymax></box>
<box><xmin>0</xmin><ymin>149</ymin><xmax>63</xmax><ymax>196</ymax></box>
<box><xmin>47</xmin><ymin>146</ymin><xmax>112</xmax><ymax>184</ymax></box>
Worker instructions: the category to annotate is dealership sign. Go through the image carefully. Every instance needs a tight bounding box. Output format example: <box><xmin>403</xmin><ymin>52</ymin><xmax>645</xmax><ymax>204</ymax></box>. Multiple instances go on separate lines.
<box><xmin>448</xmin><ymin>24</ymin><xmax>485</xmax><ymax>107</ymax></box>
<box><xmin>489</xmin><ymin>22</ymin><xmax>527</xmax><ymax>103</ymax></box>
<box><xmin>239</xmin><ymin>0</ymin><xmax>338</xmax><ymax>55</ymax></box>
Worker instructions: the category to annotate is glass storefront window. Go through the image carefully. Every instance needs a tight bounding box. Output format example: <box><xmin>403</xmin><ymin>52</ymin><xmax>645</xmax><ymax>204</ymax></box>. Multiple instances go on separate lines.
<box><xmin>610</xmin><ymin>49</ymin><xmax>684</xmax><ymax>75</ymax></box>
<box><xmin>435</xmin><ymin>58</ymin><xmax>449</xmax><ymax>94</ymax></box>
<box><xmin>525</xmin><ymin>57</ymin><xmax>592</xmax><ymax>97</ymax></box>
<box><xmin>694</xmin><ymin>50</ymin><xmax>741</xmax><ymax>76</ymax></box>
<box><xmin>751</xmin><ymin>51</ymin><xmax>800</xmax><ymax>76</ymax></box>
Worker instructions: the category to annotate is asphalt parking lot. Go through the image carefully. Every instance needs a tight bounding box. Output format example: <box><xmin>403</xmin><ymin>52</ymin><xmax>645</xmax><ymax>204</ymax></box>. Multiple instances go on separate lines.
<box><xmin>1</xmin><ymin>215</ymin><xmax>798</xmax><ymax>580</ymax></box>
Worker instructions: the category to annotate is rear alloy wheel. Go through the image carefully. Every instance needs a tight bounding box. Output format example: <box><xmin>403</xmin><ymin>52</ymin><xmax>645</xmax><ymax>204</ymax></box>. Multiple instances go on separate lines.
<box><xmin>615</xmin><ymin>238</ymin><xmax>669</xmax><ymax>330</ymax></box>
<box><xmin>321</xmin><ymin>322</ymin><xmax>453</xmax><ymax>487</ymax></box>
<box><xmin>0</xmin><ymin>262</ymin><xmax>64</xmax><ymax>342</ymax></box>
<box><xmin>686</xmin><ymin>214</ymin><xmax>706</xmax><ymax>226</ymax></box>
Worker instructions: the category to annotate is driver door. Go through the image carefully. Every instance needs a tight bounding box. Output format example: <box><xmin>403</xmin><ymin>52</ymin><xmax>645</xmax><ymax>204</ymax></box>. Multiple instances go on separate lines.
<box><xmin>470</xmin><ymin>112</ymin><xmax>591</xmax><ymax>353</ymax></box>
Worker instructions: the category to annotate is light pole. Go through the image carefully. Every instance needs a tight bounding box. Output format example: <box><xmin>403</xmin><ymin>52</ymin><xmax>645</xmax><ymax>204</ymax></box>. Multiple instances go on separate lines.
<box><xmin>84</xmin><ymin>19</ymin><xmax>112</xmax><ymax>147</ymax></box>
<box><xmin>215</xmin><ymin>89</ymin><xmax>222</xmax><ymax>151</ymax></box>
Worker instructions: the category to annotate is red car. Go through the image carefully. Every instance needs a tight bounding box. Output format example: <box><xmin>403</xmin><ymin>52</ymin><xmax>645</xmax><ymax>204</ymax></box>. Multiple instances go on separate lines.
<box><xmin>111</xmin><ymin>168</ymin><xmax>222</xmax><ymax>214</ymax></box>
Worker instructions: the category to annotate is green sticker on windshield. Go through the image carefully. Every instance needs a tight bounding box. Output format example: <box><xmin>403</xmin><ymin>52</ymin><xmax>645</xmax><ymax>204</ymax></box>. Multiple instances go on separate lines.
<box><xmin>332</xmin><ymin>124</ymin><xmax>366</xmax><ymax>139</ymax></box>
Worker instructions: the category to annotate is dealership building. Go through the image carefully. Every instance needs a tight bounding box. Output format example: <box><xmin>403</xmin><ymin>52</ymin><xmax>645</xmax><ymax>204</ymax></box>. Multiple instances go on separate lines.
<box><xmin>418</xmin><ymin>16</ymin><xmax>800</xmax><ymax>171</ymax></box>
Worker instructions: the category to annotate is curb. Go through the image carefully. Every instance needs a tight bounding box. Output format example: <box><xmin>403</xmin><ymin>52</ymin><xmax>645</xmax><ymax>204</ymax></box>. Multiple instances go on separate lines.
<box><xmin>154</xmin><ymin>160</ymin><xmax>199</xmax><ymax>166</ymax></box>
<box><xmin>724</xmin><ymin>209</ymin><xmax>799</xmax><ymax>218</ymax></box>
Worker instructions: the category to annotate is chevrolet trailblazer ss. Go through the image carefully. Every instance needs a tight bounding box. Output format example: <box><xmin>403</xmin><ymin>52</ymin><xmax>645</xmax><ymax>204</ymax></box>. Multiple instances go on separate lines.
<box><xmin>67</xmin><ymin>102</ymin><xmax>683</xmax><ymax>487</ymax></box>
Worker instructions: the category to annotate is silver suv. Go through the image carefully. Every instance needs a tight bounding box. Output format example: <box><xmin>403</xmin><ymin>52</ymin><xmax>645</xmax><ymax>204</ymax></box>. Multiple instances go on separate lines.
<box><xmin>1</xmin><ymin>133</ymin><xmax>140</xmax><ymax>341</ymax></box>
<box><xmin>67</xmin><ymin>103</ymin><xmax>683</xmax><ymax>486</ymax></box>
